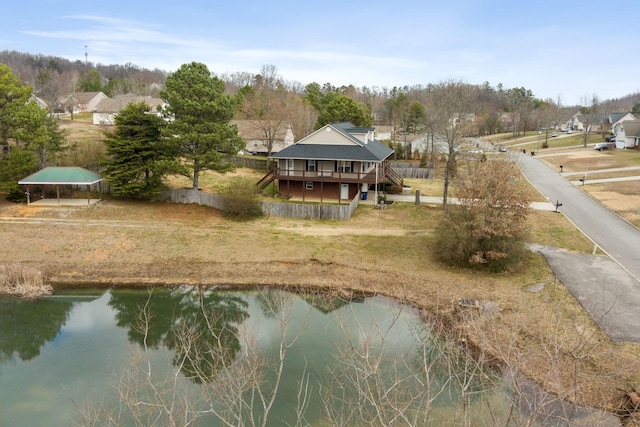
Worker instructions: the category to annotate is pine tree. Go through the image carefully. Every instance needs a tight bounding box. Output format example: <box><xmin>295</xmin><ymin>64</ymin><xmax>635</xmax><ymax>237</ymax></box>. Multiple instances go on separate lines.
<box><xmin>102</xmin><ymin>102</ymin><xmax>179</xmax><ymax>199</ymax></box>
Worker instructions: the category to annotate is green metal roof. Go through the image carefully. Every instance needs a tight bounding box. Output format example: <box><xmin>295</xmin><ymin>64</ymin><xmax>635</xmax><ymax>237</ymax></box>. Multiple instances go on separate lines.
<box><xmin>18</xmin><ymin>167</ymin><xmax>104</xmax><ymax>185</ymax></box>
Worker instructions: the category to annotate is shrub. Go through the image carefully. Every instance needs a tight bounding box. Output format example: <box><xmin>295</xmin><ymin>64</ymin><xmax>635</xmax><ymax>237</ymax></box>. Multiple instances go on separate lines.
<box><xmin>221</xmin><ymin>178</ymin><xmax>263</xmax><ymax>221</ymax></box>
<box><xmin>435</xmin><ymin>159</ymin><xmax>531</xmax><ymax>272</ymax></box>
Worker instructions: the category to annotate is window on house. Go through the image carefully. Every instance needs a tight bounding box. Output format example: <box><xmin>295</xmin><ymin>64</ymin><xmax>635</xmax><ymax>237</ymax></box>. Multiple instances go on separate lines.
<box><xmin>338</xmin><ymin>161</ymin><xmax>352</xmax><ymax>173</ymax></box>
<box><xmin>305</xmin><ymin>181</ymin><xmax>313</xmax><ymax>190</ymax></box>
<box><xmin>307</xmin><ymin>160</ymin><xmax>316</xmax><ymax>172</ymax></box>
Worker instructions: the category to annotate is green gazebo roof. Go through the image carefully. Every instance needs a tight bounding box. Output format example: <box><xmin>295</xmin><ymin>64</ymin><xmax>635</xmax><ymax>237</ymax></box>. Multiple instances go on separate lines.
<box><xmin>18</xmin><ymin>167</ymin><xmax>104</xmax><ymax>185</ymax></box>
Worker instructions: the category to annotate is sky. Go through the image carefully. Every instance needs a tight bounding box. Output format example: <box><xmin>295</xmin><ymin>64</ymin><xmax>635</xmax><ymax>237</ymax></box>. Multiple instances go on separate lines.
<box><xmin>2</xmin><ymin>0</ymin><xmax>639</xmax><ymax>106</ymax></box>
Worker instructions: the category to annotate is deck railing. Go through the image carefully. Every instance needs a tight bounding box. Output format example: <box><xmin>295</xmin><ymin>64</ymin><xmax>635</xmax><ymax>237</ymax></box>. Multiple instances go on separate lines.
<box><xmin>273</xmin><ymin>168</ymin><xmax>378</xmax><ymax>183</ymax></box>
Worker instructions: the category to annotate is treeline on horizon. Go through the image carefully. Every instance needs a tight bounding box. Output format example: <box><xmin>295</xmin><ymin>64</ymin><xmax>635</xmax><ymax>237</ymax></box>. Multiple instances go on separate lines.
<box><xmin>2</xmin><ymin>49</ymin><xmax>640</xmax><ymax>137</ymax></box>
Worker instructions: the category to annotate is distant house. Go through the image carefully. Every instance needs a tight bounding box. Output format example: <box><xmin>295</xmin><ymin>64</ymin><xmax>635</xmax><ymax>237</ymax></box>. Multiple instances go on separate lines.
<box><xmin>615</xmin><ymin>120</ymin><xmax>640</xmax><ymax>149</ymax></box>
<box><xmin>373</xmin><ymin>125</ymin><xmax>393</xmax><ymax>141</ymax></box>
<box><xmin>498</xmin><ymin>111</ymin><xmax>519</xmax><ymax>133</ymax></box>
<box><xmin>409</xmin><ymin>133</ymin><xmax>450</xmax><ymax>155</ymax></box>
<box><xmin>58</xmin><ymin>91</ymin><xmax>108</xmax><ymax>114</ymax></box>
<box><xmin>565</xmin><ymin>112</ymin><xmax>607</xmax><ymax>133</ymax></box>
<box><xmin>232</xmin><ymin>120</ymin><xmax>294</xmax><ymax>155</ymax></box>
<box><xmin>565</xmin><ymin>111</ymin><xmax>636</xmax><ymax>135</ymax></box>
<box><xmin>30</xmin><ymin>94</ymin><xmax>48</xmax><ymax>110</ymax></box>
<box><xmin>93</xmin><ymin>94</ymin><xmax>166</xmax><ymax>125</ymax></box>
<box><xmin>609</xmin><ymin>112</ymin><xmax>636</xmax><ymax>135</ymax></box>
<box><xmin>257</xmin><ymin>122</ymin><xmax>402</xmax><ymax>203</ymax></box>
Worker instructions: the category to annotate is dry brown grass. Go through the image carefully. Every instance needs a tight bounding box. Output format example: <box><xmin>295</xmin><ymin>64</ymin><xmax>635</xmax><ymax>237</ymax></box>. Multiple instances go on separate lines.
<box><xmin>3</xmin><ymin>117</ymin><xmax>639</xmax><ymax>418</ymax></box>
<box><xmin>0</xmin><ymin>263</ymin><xmax>52</xmax><ymax>299</ymax></box>
<box><xmin>2</xmin><ymin>192</ymin><xmax>639</xmax><ymax>417</ymax></box>
<box><xmin>57</xmin><ymin>114</ymin><xmax>107</xmax><ymax>166</ymax></box>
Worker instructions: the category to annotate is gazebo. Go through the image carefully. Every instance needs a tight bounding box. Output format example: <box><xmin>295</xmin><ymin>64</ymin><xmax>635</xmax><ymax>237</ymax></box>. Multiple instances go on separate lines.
<box><xmin>18</xmin><ymin>166</ymin><xmax>104</xmax><ymax>206</ymax></box>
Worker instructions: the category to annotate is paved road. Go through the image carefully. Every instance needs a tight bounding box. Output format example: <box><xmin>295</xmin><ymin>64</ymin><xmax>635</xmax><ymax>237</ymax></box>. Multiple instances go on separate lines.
<box><xmin>517</xmin><ymin>152</ymin><xmax>640</xmax><ymax>342</ymax></box>
<box><xmin>518</xmin><ymin>152</ymin><xmax>640</xmax><ymax>282</ymax></box>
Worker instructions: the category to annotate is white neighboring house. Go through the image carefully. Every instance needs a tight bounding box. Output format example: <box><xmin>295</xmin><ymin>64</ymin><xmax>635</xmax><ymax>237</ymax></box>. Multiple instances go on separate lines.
<box><xmin>565</xmin><ymin>112</ymin><xmax>608</xmax><ymax>133</ymax></box>
<box><xmin>373</xmin><ymin>125</ymin><xmax>393</xmax><ymax>141</ymax></box>
<box><xmin>615</xmin><ymin>119</ymin><xmax>640</xmax><ymax>149</ymax></box>
<box><xmin>58</xmin><ymin>91</ymin><xmax>108</xmax><ymax>114</ymax></box>
<box><xmin>232</xmin><ymin>120</ymin><xmax>295</xmax><ymax>155</ymax></box>
<box><xmin>93</xmin><ymin>95</ymin><xmax>166</xmax><ymax>125</ymax></box>
<box><xmin>30</xmin><ymin>94</ymin><xmax>48</xmax><ymax>110</ymax></box>
<box><xmin>410</xmin><ymin>134</ymin><xmax>450</xmax><ymax>154</ymax></box>
<box><xmin>609</xmin><ymin>112</ymin><xmax>636</xmax><ymax>135</ymax></box>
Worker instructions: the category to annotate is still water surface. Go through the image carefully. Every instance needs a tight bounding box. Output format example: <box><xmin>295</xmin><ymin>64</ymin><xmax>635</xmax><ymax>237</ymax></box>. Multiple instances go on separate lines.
<box><xmin>0</xmin><ymin>286</ymin><xmax>616</xmax><ymax>426</ymax></box>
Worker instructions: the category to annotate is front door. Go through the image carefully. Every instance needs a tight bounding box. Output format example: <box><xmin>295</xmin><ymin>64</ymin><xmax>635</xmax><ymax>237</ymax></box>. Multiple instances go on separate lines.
<box><xmin>340</xmin><ymin>184</ymin><xmax>349</xmax><ymax>200</ymax></box>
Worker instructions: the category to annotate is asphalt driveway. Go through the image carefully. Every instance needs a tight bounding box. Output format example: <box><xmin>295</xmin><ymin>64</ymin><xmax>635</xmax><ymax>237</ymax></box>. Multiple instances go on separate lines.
<box><xmin>530</xmin><ymin>244</ymin><xmax>640</xmax><ymax>342</ymax></box>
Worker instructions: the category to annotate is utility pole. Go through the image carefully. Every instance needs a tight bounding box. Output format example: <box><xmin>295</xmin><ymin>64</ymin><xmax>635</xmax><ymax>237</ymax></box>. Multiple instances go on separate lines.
<box><xmin>84</xmin><ymin>45</ymin><xmax>88</xmax><ymax>67</ymax></box>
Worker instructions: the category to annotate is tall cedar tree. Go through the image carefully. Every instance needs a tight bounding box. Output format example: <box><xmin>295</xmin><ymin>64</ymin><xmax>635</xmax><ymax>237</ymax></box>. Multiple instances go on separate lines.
<box><xmin>161</xmin><ymin>62</ymin><xmax>243</xmax><ymax>190</ymax></box>
<box><xmin>102</xmin><ymin>102</ymin><xmax>177</xmax><ymax>199</ymax></box>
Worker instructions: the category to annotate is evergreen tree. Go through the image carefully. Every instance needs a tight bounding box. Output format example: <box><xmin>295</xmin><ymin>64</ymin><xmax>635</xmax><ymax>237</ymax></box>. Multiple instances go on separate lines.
<box><xmin>0</xmin><ymin>64</ymin><xmax>32</xmax><ymax>146</ymax></box>
<box><xmin>102</xmin><ymin>102</ymin><xmax>179</xmax><ymax>199</ymax></box>
<box><xmin>0</xmin><ymin>146</ymin><xmax>38</xmax><ymax>200</ymax></box>
<box><xmin>161</xmin><ymin>62</ymin><xmax>243</xmax><ymax>190</ymax></box>
<box><xmin>0</xmin><ymin>65</ymin><xmax>66</xmax><ymax>200</ymax></box>
<box><xmin>77</xmin><ymin>69</ymin><xmax>102</xmax><ymax>92</ymax></box>
<box><xmin>13</xmin><ymin>101</ymin><xmax>66</xmax><ymax>168</ymax></box>
<box><xmin>314</xmin><ymin>92</ymin><xmax>373</xmax><ymax>129</ymax></box>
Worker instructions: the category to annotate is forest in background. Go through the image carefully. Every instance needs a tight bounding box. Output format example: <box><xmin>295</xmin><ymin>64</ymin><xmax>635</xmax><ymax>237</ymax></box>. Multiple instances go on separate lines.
<box><xmin>2</xmin><ymin>49</ymin><xmax>640</xmax><ymax>148</ymax></box>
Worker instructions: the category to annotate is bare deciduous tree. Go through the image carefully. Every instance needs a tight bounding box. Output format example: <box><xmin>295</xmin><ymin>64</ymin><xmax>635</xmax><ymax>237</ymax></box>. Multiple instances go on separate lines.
<box><xmin>239</xmin><ymin>65</ymin><xmax>295</xmax><ymax>157</ymax></box>
<box><xmin>579</xmin><ymin>94</ymin><xmax>602</xmax><ymax>147</ymax></box>
<box><xmin>430</xmin><ymin>80</ymin><xmax>476</xmax><ymax>207</ymax></box>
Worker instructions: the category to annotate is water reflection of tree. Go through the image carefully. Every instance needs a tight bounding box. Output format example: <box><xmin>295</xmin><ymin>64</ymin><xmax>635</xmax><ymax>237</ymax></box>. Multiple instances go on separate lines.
<box><xmin>108</xmin><ymin>286</ymin><xmax>249</xmax><ymax>383</ymax></box>
<box><xmin>321</xmin><ymin>303</ymin><xmax>501</xmax><ymax>426</ymax></box>
<box><xmin>0</xmin><ymin>298</ymin><xmax>71</xmax><ymax>363</ymax></box>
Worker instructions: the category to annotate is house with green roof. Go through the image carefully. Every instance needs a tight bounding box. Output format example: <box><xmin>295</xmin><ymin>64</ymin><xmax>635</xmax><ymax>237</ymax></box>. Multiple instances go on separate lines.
<box><xmin>256</xmin><ymin>122</ymin><xmax>402</xmax><ymax>203</ymax></box>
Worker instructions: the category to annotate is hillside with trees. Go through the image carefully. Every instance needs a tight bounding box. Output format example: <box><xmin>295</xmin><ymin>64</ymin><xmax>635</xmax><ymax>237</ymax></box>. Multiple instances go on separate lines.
<box><xmin>3</xmin><ymin>49</ymin><xmax>640</xmax><ymax>148</ymax></box>
<box><xmin>2</xmin><ymin>49</ymin><xmax>640</xmax><ymax>206</ymax></box>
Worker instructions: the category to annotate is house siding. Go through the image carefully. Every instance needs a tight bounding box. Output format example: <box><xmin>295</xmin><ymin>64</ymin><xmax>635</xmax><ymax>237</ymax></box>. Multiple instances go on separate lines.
<box><xmin>278</xmin><ymin>180</ymin><xmax>359</xmax><ymax>201</ymax></box>
<box><xmin>260</xmin><ymin>122</ymin><xmax>400</xmax><ymax>201</ymax></box>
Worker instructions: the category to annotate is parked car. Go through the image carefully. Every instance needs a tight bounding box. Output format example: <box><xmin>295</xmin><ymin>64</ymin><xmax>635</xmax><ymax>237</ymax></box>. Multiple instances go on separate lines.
<box><xmin>551</xmin><ymin>132</ymin><xmax>558</xmax><ymax>137</ymax></box>
<box><xmin>605</xmin><ymin>135</ymin><xmax>616</xmax><ymax>142</ymax></box>
<box><xmin>594</xmin><ymin>142</ymin><xmax>615</xmax><ymax>151</ymax></box>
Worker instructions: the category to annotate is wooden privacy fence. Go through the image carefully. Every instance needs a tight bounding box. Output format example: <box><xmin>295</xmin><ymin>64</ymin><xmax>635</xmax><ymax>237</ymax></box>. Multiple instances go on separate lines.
<box><xmin>161</xmin><ymin>188</ymin><xmax>360</xmax><ymax>221</ymax></box>
<box><xmin>390</xmin><ymin>167</ymin><xmax>434</xmax><ymax>179</ymax></box>
<box><xmin>226</xmin><ymin>156</ymin><xmax>270</xmax><ymax>170</ymax></box>
<box><xmin>161</xmin><ymin>188</ymin><xmax>227</xmax><ymax>210</ymax></box>
<box><xmin>387</xmin><ymin>162</ymin><xmax>434</xmax><ymax>179</ymax></box>
<box><xmin>262</xmin><ymin>192</ymin><xmax>360</xmax><ymax>220</ymax></box>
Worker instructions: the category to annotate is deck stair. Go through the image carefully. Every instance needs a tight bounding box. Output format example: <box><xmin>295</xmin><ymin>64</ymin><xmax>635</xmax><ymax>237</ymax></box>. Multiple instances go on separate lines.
<box><xmin>255</xmin><ymin>169</ymin><xmax>275</xmax><ymax>192</ymax></box>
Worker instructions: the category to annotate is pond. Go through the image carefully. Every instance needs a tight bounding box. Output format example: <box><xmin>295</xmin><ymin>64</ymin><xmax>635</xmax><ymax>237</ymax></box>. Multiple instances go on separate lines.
<box><xmin>0</xmin><ymin>286</ymin><xmax>617</xmax><ymax>426</ymax></box>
